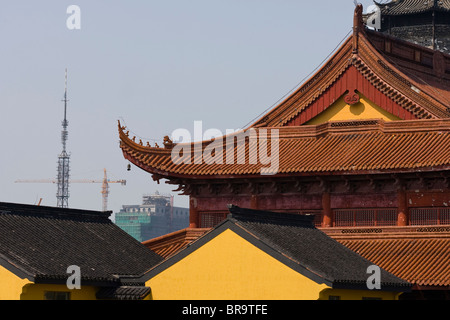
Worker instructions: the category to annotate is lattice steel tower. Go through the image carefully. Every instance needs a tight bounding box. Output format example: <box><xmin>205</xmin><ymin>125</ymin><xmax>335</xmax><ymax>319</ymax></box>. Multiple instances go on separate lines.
<box><xmin>56</xmin><ymin>69</ymin><xmax>71</xmax><ymax>208</ymax></box>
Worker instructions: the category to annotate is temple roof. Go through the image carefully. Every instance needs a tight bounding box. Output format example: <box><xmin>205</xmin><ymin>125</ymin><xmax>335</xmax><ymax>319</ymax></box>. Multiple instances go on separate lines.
<box><xmin>0</xmin><ymin>202</ymin><xmax>163</xmax><ymax>286</ymax></box>
<box><xmin>142</xmin><ymin>228</ymin><xmax>211</xmax><ymax>259</ymax></box>
<box><xmin>118</xmin><ymin>5</ymin><xmax>450</xmax><ymax>181</ymax></box>
<box><xmin>326</xmin><ymin>226</ymin><xmax>450</xmax><ymax>288</ymax></box>
<box><xmin>250</xmin><ymin>14</ymin><xmax>450</xmax><ymax>128</ymax></box>
<box><xmin>95</xmin><ymin>286</ymin><xmax>152</xmax><ymax>300</ymax></box>
<box><xmin>143</xmin><ymin>222</ymin><xmax>450</xmax><ymax>288</ymax></box>
<box><xmin>141</xmin><ymin>205</ymin><xmax>411</xmax><ymax>291</ymax></box>
<box><xmin>119</xmin><ymin>118</ymin><xmax>450</xmax><ymax>179</ymax></box>
<box><xmin>376</xmin><ymin>0</ymin><xmax>450</xmax><ymax>15</ymax></box>
<box><xmin>363</xmin><ymin>29</ymin><xmax>450</xmax><ymax>108</ymax></box>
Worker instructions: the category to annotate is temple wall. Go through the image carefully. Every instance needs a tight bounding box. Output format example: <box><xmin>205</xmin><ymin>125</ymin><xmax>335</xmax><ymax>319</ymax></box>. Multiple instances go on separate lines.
<box><xmin>330</xmin><ymin>193</ymin><xmax>397</xmax><ymax>209</ymax></box>
<box><xmin>189</xmin><ymin>189</ymin><xmax>450</xmax><ymax>228</ymax></box>
<box><xmin>407</xmin><ymin>191</ymin><xmax>450</xmax><ymax>208</ymax></box>
<box><xmin>193</xmin><ymin>191</ymin><xmax>445</xmax><ymax>213</ymax></box>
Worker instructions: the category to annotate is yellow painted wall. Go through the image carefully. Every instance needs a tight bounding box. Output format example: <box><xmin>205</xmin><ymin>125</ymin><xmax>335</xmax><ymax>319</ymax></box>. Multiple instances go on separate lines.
<box><xmin>20</xmin><ymin>284</ymin><xmax>99</xmax><ymax>300</ymax></box>
<box><xmin>319</xmin><ymin>288</ymin><xmax>401</xmax><ymax>300</ymax></box>
<box><xmin>0</xmin><ymin>265</ymin><xmax>32</xmax><ymax>300</ymax></box>
<box><xmin>0</xmin><ymin>264</ymin><xmax>99</xmax><ymax>300</ymax></box>
<box><xmin>306</xmin><ymin>93</ymin><xmax>400</xmax><ymax>125</ymax></box>
<box><xmin>147</xmin><ymin>229</ymin><xmax>330</xmax><ymax>300</ymax></box>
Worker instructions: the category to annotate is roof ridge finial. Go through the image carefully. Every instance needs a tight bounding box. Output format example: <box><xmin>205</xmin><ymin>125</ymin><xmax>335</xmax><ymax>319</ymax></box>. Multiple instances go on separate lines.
<box><xmin>353</xmin><ymin>3</ymin><xmax>364</xmax><ymax>54</ymax></box>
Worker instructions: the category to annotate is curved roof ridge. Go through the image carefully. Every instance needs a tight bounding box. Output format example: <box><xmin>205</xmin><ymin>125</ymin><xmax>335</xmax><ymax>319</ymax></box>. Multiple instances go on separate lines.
<box><xmin>249</xmin><ymin>36</ymin><xmax>354</xmax><ymax>128</ymax></box>
<box><xmin>247</xmin><ymin>20</ymin><xmax>449</xmax><ymax>128</ymax></box>
<box><xmin>362</xmin><ymin>30</ymin><xmax>450</xmax><ymax>116</ymax></box>
<box><xmin>119</xmin><ymin>118</ymin><xmax>450</xmax><ymax>179</ymax></box>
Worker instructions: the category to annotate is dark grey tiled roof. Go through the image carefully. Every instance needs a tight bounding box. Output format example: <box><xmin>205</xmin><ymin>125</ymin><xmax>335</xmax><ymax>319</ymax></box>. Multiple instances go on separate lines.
<box><xmin>377</xmin><ymin>0</ymin><xmax>450</xmax><ymax>15</ymax></box>
<box><xmin>0</xmin><ymin>202</ymin><xmax>163</xmax><ymax>285</ymax></box>
<box><xmin>96</xmin><ymin>286</ymin><xmax>151</xmax><ymax>300</ymax></box>
<box><xmin>227</xmin><ymin>205</ymin><xmax>411</xmax><ymax>290</ymax></box>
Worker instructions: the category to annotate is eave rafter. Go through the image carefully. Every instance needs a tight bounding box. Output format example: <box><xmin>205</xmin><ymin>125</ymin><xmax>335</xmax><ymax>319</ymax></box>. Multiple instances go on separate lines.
<box><xmin>119</xmin><ymin>116</ymin><xmax>450</xmax><ymax>185</ymax></box>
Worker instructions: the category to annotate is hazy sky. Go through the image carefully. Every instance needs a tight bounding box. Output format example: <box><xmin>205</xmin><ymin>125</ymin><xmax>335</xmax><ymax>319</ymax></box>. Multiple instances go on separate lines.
<box><xmin>1</xmin><ymin>0</ymin><xmax>377</xmax><ymax>215</ymax></box>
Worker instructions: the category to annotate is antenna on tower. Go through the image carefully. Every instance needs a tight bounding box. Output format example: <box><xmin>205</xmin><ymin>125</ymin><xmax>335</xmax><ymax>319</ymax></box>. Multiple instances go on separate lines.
<box><xmin>56</xmin><ymin>68</ymin><xmax>71</xmax><ymax>208</ymax></box>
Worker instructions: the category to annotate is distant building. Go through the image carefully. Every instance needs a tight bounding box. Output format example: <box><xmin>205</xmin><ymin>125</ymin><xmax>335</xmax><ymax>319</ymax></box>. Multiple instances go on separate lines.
<box><xmin>364</xmin><ymin>0</ymin><xmax>450</xmax><ymax>53</ymax></box>
<box><xmin>115</xmin><ymin>192</ymin><xmax>189</xmax><ymax>242</ymax></box>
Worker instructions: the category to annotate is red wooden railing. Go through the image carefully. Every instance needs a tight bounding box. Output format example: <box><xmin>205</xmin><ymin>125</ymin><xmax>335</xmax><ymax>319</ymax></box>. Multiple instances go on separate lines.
<box><xmin>409</xmin><ymin>208</ymin><xmax>450</xmax><ymax>226</ymax></box>
<box><xmin>333</xmin><ymin>208</ymin><xmax>398</xmax><ymax>227</ymax></box>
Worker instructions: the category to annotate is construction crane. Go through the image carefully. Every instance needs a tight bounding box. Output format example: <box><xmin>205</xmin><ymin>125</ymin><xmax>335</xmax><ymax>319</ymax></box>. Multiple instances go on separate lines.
<box><xmin>15</xmin><ymin>169</ymin><xmax>126</xmax><ymax>212</ymax></box>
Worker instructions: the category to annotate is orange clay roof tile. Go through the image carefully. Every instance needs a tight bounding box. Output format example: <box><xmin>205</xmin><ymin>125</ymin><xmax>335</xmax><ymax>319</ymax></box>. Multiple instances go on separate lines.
<box><xmin>119</xmin><ymin>118</ymin><xmax>450</xmax><ymax>179</ymax></box>
<box><xmin>142</xmin><ymin>228</ymin><xmax>211</xmax><ymax>259</ymax></box>
<box><xmin>337</xmin><ymin>237</ymin><xmax>450</xmax><ymax>287</ymax></box>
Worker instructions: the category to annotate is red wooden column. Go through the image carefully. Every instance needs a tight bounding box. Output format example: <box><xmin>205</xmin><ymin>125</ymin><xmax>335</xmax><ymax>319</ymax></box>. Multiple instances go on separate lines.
<box><xmin>189</xmin><ymin>196</ymin><xmax>199</xmax><ymax>228</ymax></box>
<box><xmin>397</xmin><ymin>190</ymin><xmax>408</xmax><ymax>226</ymax></box>
<box><xmin>322</xmin><ymin>192</ymin><xmax>332</xmax><ymax>227</ymax></box>
<box><xmin>250</xmin><ymin>195</ymin><xmax>259</xmax><ymax>210</ymax></box>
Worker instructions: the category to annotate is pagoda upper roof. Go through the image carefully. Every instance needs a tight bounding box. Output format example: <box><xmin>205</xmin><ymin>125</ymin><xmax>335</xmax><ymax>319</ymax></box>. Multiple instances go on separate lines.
<box><xmin>376</xmin><ymin>0</ymin><xmax>450</xmax><ymax>16</ymax></box>
<box><xmin>118</xmin><ymin>5</ymin><xmax>450</xmax><ymax>181</ymax></box>
<box><xmin>249</xmin><ymin>8</ymin><xmax>450</xmax><ymax>128</ymax></box>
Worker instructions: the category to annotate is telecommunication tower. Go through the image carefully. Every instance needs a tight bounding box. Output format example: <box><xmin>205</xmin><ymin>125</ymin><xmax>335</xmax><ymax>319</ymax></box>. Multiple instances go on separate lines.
<box><xmin>56</xmin><ymin>69</ymin><xmax>71</xmax><ymax>208</ymax></box>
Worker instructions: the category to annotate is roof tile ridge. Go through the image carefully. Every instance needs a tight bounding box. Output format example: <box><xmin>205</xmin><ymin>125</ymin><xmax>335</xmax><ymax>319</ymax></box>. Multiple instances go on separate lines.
<box><xmin>280</xmin><ymin>62</ymin><xmax>353</xmax><ymax>126</ymax></box>
<box><xmin>276</xmin><ymin>118</ymin><xmax>450</xmax><ymax>139</ymax></box>
<box><xmin>142</xmin><ymin>228</ymin><xmax>191</xmax><ymax>247</ymax></box>
<box><xmin>274</xmin><ymin>62</ymin><xmax>353</xmax><ymax>127</ymax></box>
<box><xmin>382</xmin><ymin>118</ymin><xmax>450</xmax><ymax>133</ymax></box>
<box><xmin>142</xmin><ymin>227</ymin><xmax>211</xmax><ymax>248</ymax></box>
<box><xmin>328</xmin><ymin>228</ymin><xmax>450</xmax><ymax>241</ymax></box>
<box><xmin>259</xmin><ymin>121</ymin><xmax>384</xmax><ymax>142</ymax></box>
<box><xmin>0</xmin><ymin>201</ymin><xmax>111</xmax><ymax>221</ymax></box>
<box><xmin>229</xmin><ymin>221</ymin><xmax>333</xmax><ymax>284</ymax></box>
<box><xmin>359</xmin><ymin>32</ymin><xmax>449</xmax><ymax>117</ymax></box>
<box><xmin>228</xmin><ymin>205</ymin><xmax>316</xmax><ymax>228</ymax></box>
<box><xmin>118</xmin><ymin>120</ymin><xmax>173</xmax><ymax>155</ymax></box>
<box><xmin>251</xmin><ymin>36</ymin><xmax>354</xmax><ymax>128</ymax></box>
<box><xmin>356</xmin><ymin>35</ymin><xmax>433</xmax><ymax>114</ymax></box>
<box><xmin>352</xmin><ymin>54</ymin><xmax>432</xmax><ymax>119</ymax></box>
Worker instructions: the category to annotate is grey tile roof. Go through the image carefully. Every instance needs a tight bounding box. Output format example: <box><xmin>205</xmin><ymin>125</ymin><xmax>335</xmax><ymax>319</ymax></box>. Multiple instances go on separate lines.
<box><xmin>143</xmin><ymin>204</ymin><xmax>411</xmax><ymax>291</ymax></box>
<box><xmin>0</xmin><ymin>202</ymin><xmax>163</xmax><ymax>285</ymax></box>
<box><xmin>227</xmin><ymin>205</ymin><xmax>412</xmax><ymax>291</ymax></box>
<box><xmin>96</xmin><ymin>286</ymin><xmax>151</xmax><ymax>300</ymax></box>
<box><xmin>377</xmin><ymin>0</ymin><xmax>450</xmax><ymax>15</ymax></box>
